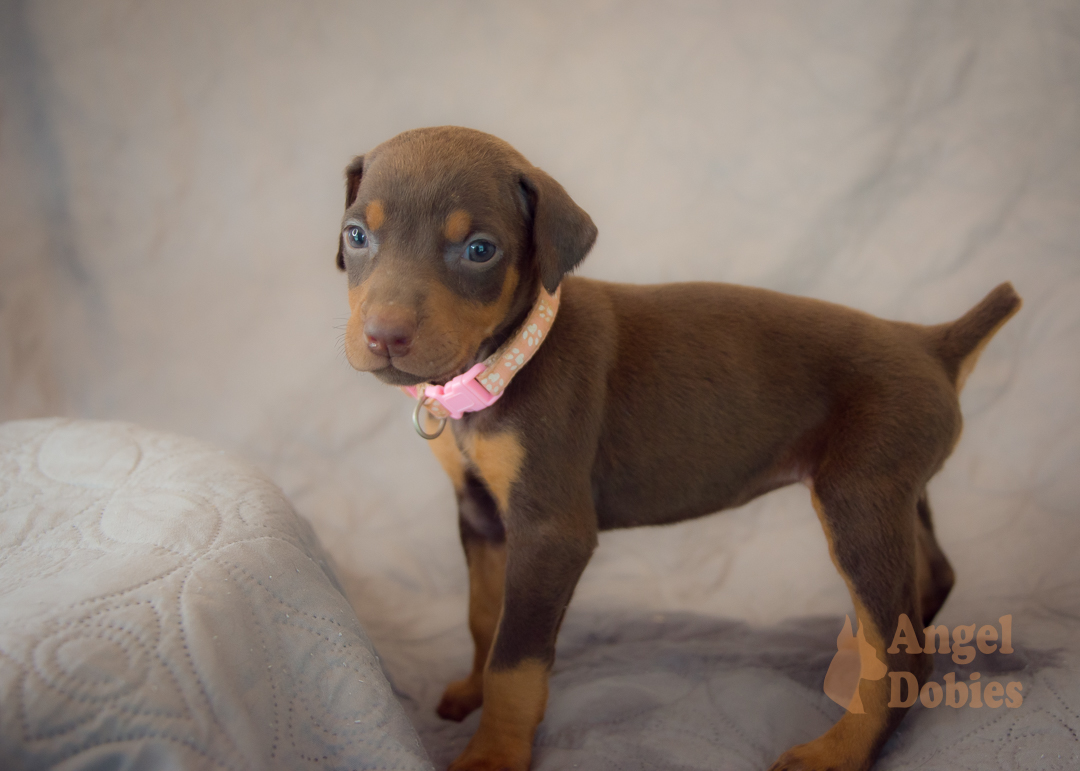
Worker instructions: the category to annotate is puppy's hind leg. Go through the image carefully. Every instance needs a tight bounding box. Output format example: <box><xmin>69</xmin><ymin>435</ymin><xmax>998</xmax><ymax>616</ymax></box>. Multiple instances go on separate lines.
<box><xmin>771</xmin><ymin>468</ymin><xmax>931</xmax><ymax>771</ymax></box>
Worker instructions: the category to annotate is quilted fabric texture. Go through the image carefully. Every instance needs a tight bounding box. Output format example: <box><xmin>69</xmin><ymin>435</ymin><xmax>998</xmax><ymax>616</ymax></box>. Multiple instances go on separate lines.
<box><xmin>518</xmin><ymin>609</ymin><xmax>1080</xmax><ymax>771</ymax></box>
<box><xmin>0</xmin><ymin>418</ymin><xmax>433</xmax><ymax>771</ymax></box>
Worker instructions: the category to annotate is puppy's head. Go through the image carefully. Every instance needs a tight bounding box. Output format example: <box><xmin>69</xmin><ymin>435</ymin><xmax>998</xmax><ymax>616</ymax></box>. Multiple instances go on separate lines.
<box><xmin>337</xmin><ymin>127</ymin><xmax>596</xmax><ymax>386</ymax></box>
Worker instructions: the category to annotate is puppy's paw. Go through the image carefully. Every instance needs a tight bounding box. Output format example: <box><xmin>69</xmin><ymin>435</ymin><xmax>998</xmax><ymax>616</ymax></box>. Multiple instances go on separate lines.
<box><xmin>447</xmin><ymin>747</ymin><xmax>529</xmax><ymax>771</ymax></box>
<box><xmin>767</xmin><ymin>750</ymin><xmax>815</xmax><ymax>771</ymax></box>
<box><xmin>446</xmin><ymin>723</ymin><xmax>532</xmax><ymax>771</ymax></box>
<box><xmin>437</xmin><ymin>676</ymin><xmax>483</xmax><ymax>722</ymax></box>
<box><xmin>768</xmin><ymin>741</ymin><xmax>871</xmax><ymax>771</ymax></box>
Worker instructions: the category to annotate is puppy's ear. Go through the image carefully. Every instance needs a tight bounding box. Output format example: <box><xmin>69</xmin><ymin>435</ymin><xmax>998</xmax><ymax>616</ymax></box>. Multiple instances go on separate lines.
<box><xmin>344</xmin><ymin>155</ymin><xmax>364</xmax><ymax>208</ymax></box>
<box><xmin>337</xmin><ymin>155</ymin><xmax>364</xmax><ymax>271</ymax></box>
<box><xmin>519</xmin><ymin>168</ymin><xmax>597</xmax><ymax>293</ymax></box>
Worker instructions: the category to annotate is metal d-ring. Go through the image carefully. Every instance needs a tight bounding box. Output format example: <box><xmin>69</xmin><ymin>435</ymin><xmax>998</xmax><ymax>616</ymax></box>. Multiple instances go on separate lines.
<box><xmin>412</xmin><ymin>396</ymin><xmax>447</xmax><ymax>440</ymax></box>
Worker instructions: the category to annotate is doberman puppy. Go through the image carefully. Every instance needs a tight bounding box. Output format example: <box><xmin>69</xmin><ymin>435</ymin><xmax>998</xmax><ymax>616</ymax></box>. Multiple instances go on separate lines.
<box><xmin>336</xmin><ymin>126</ymin><xmax>1021</xmax><ymax>771</ymax></box>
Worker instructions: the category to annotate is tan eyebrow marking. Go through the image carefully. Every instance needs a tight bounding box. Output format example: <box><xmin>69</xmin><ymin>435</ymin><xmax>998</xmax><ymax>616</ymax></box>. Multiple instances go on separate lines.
<box><xmin>444</xmin><ymin>209</ymin><xmax>472</xmax><ymax>243</ymax></box>
<box><xmin>365</xmin><ymin>200</ymin><xmax>385</xmax><ymax>230</ymax></box>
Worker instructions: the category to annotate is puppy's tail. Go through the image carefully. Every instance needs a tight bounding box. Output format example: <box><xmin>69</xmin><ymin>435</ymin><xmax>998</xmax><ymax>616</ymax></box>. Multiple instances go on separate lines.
<box><xmin>927</xmin><ymin>282</ymin><xmax>1022</xmax><ymax>391</ymax></box>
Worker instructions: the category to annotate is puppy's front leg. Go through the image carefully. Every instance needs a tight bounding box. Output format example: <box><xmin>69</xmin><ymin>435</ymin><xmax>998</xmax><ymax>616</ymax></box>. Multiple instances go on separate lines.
<box><xmin>438</xmin><ymin>475</ymin><xmax>506</xmax><ymax>722</ymax></box>
<box><xmin>449</xmin><ymin>491</ymin><xmax>597</xmax><ymax>771</ymax></box>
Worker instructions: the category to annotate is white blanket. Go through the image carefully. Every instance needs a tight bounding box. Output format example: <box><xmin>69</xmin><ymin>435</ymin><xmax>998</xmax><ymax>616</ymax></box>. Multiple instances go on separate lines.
<box><xmin>0</xmin><ymin>418</ymin><xmax>432</xmax><ymax>771</ymax></box>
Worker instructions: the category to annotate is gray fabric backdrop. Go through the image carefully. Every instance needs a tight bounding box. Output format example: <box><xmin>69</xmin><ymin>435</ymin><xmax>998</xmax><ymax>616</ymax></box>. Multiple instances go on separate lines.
<box><xmin>2</xmin><ymin>2</ymin><xmax>1078</xmax><ymax>768</ymax></box>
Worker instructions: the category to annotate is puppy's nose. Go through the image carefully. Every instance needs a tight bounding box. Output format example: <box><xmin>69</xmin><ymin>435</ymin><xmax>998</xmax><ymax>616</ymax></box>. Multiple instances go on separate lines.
<box><xmin>364</xmin><ymin>309</ymin><xmax>416</xmax><ymax>359</ymax></box>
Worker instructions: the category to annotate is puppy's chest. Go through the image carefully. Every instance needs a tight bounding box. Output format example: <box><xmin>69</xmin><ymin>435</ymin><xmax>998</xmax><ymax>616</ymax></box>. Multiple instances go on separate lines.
<box><xmin>456</xmin><ymin>429</ymin><xmax>525</xmax><ymax>516</ymax></box>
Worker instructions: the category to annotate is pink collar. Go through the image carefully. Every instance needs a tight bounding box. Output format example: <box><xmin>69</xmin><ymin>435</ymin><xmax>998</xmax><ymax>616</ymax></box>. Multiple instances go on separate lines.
<box><xmin>403</xmin><ymin>286</ymin><xmax>560</xmax><ymax>437</ymax></box>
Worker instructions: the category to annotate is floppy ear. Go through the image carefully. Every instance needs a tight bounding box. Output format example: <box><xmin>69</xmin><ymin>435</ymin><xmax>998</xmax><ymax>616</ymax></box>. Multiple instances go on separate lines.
<box><xmin>519</xmin><ymin>167</ymin><xmax>597</xmax><ymax>292</ymax></box>
<box><xmin>336</xmin><ymin>155</ymin><xmax>364</xmax><ymax>271</ymax></box>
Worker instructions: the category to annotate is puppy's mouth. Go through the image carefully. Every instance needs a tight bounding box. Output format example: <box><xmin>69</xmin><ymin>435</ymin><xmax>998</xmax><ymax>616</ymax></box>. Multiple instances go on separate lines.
<box><xmin>369</xmin><ymin>358</ymin><xmax>474</xmax><ymax>388</ymax></box>
<box><xmin>347</xmin><ymin>331</ymin><xmax>475</xmax><ymax>386</ymax></box>
<box><xmin>347</xmin><ymin>324</ymin><xmax>488</xmax><ymax>387</ymax></box>
<box><xmin>371</xmin><ymin>364</ymin><xmax>433</xmax><ymax>387</ymax></box>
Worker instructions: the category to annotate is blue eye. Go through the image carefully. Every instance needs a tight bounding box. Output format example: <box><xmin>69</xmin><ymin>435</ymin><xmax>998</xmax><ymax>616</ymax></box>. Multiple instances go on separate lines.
<box><xmin>345</xmin><ymin>226</ymin><xmax>367</xmax><ymax>248</ymax></box>
<box><xmin>466</xmin><ymin>239</ymin><xmax>496</xmax><ymax>263</ymax></box>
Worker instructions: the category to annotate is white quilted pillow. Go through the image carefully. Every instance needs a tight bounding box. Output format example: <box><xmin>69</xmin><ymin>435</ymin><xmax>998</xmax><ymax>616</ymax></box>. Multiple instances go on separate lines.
<box><xmin>0</xmin><ymin>418</ymin><xmax>432</xmax><ymax>771</ymax></box>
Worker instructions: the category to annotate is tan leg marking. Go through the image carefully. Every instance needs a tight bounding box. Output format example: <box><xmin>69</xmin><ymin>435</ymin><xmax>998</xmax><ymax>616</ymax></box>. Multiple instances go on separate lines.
<box><xmin>461</xmin><ymin>431</ymin><xmax>525</xmax><ymax>514</ymax></box>
<box><xmin>438</xmin><ymin>538</ymin><xmax>507</xmax><ymax>721</ymax></box>
<box><xmin>772</xmin><ymin>676</ymin><xmax>891</xmax><ymax>771</ymax></box>
<box><xmin>445</xmin><ymin>209</ymin><xmax>473</xmax><ymax>243</ymax></box>
<box><xmin>770</xmin><ymin>492</ymin><xmax>894</xmax><ymax>771</ymax></box>
<box><xmin>449</xmin><ymin>659</ymin><xmax>548</xmax><ymax>771</ymax></box>
<box><xmin>364</xmin><ymin>199</ymin><xmax>385</xmax><ymax>230</ymax></box>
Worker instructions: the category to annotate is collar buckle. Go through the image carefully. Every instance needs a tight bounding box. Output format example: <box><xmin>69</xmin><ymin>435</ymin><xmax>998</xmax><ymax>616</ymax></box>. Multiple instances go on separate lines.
<box><xmin>416</xmin><ymin>363</ymin><xmax>500</xmax><ymax>421</ymax></box>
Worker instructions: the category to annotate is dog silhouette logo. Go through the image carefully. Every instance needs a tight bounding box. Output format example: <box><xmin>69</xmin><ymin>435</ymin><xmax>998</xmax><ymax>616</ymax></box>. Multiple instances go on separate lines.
<box><xmin>823</xmin><ymin>615</ymin><xmax>888</xmax><ymax>713</ymax></box>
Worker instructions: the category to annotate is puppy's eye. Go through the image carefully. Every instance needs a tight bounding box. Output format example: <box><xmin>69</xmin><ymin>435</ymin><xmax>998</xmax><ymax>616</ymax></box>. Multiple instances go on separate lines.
<box><xmin>345</xmin><ymin>225</ymin><xmax>367</xmax><ymax>248</ymax></box>
<box><xmin>466</xmin><ymin>239</ymin><xmax>497</xmax><ymax>263</ymax></box>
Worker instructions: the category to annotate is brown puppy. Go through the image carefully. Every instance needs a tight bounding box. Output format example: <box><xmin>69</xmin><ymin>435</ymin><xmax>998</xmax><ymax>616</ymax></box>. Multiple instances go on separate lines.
<box><xmin>337</xmin><ymin>126</ymin><xmax>1021</xmax><ymax>771</ymax></box>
